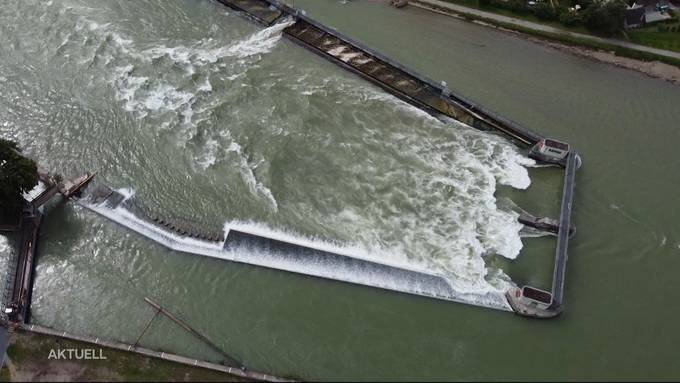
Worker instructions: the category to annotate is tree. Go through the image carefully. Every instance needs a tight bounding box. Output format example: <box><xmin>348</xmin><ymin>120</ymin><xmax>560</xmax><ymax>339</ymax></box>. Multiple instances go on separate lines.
<box><xmin>559</xmin><ymin>10</ymin><xmax>583</xmax><ymax>27</ymax></box>
<box><xmin>0</xmin><ymin>138</ymin><xmax>38</xmax><ymax>211</ymax></box>
<box><xmin>582</xmin><ymin>0</ymin><xmax>626</xmax><ymax>35</ymax></box>
<box><xmin>535</xmin><ymin>2</ymin><xmax>559</xmax><ymax>20</ymax></box>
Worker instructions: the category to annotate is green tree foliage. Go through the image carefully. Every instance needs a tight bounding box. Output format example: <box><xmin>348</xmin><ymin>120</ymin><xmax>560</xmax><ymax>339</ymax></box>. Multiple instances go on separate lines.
<box><xmin>0</xmin><ymin>138</ymin><xmax>38</xmax><ymax>209</ymax></box>
<box><xmin>582</xmin><ymin>0</ymin><xmax>627</xmax><ymax>35</ymax></box>
<box><xmin>535</xmin><ymin>2</ymin><xmax>558</xmax><ymax>20</ymax></box>
<box><xmin>479</xmin><ymin>0</ymin><xmax>627</xmax><ymax>33</ymax></box>
<box><xmin>559</xmin><ymin>10</ymin><xmax>583</xmax><ymax>26</ymax></box>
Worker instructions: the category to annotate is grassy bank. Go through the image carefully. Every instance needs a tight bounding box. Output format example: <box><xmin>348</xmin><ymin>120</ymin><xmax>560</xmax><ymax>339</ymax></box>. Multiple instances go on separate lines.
<box><xmin>436</xmin><ymin>0</ymin><xmax>592</xmax><ymax>34</ymax></box>
<box><xmin>627</xmin><ymin>24</ymin><xmax>680</xmax><ymax>53</ymax></box>
<box><xmin>0</xmin><ymin>331</ymin><xmax>251</xmax><ymax>382</ymax></box>
<box><xmin>413</xmin><ymin>0</ymin><xmax>680</xmax><ymax>68</ymax></box>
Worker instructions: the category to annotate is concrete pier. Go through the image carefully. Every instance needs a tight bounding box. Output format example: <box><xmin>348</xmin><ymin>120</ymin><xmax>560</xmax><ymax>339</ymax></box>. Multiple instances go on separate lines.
<box><xmin>506</xmin><ymin>152</ymin><xmax>578</xmax><ymax>318</ymax></box>
<box><xmin>1</xmin><ymin>172</ymin><xmax>95</xmax><ymax>324</ymax></box>
<box><xmin>3</xmin><ymin>205</ymin><xmax>42</xmax><ymax>324</ymax></box>
<box><xmin>549</xmin><ymin>151</ymin><xmax>578</xmax><ymax>309</ymax></box>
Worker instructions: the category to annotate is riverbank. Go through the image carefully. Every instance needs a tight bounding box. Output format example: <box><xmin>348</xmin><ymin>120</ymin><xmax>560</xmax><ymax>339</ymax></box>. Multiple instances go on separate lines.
<box><xmin>0</xmin><ymin>330</ymin><xmax>250</xmax><ymax>381</ymax></box>
<box><xmin>409</xmin><ymin>0</ymin><xmax>680</xmax><ymax>84</ymax></box>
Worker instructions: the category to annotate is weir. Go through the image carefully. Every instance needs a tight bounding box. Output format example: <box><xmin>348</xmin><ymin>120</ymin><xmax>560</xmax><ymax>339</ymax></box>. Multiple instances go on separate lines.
<box><xmin>212</xmin><ymin>0</ymin><xmax>581</xmax><ymax>317</ymax></box>
<box><xmin>0</xmin><ymin>171</ymin><xmax>292</xmax><ymax>381</ymax></box>
<box><xmin>0</xmin><ymin>0</ymin><xmax>581</xmax><ymax>327</ymax></box>
<box><xmin>77</xmin><ymin>184</ymin><xmax>513</xmax><ymax>311</ymax></box>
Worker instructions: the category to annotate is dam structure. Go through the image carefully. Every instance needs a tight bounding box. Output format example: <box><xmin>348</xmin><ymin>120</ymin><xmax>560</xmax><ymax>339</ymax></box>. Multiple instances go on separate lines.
<box><xmin>0</xmin><ymin>0</ymin><xmax>580</xmax><ymax>320</ymax></box>
<box><xmin>216</xmin><ymin>0</ymin><xmax>545</xmax><ymax>149</ymax></box>
<box><xmin>76</xmin><ymin>184</ymin><xmax>514</xmax><ymax>312</ymax></box>
<box><xmin>209</xmin><ymin>1</ymin><xmax>580</xmax><ymax>316</ymax></box>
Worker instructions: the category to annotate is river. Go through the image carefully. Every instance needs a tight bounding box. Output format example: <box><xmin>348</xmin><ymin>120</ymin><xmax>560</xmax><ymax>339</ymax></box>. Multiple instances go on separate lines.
<box><xmin>1</xmin><ymin>0</ymin><xmax>679</xmax><ymax>380</ymax></box>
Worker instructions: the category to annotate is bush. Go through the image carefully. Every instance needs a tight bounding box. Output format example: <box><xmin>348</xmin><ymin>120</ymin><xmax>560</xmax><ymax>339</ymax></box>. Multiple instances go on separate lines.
<box><xmin>493</xmin><ymin>0</ymin><xmax>532</xmax><ymax>13</ymax></box>
<box><xmin>479</xmin><ymin>0</ymin><xmax>492</xmax><ymax>6</ymax></box>
<box><xmin>535</xmin><ymin>2</ymin><xmax>558</xmax><ymax>20</ymax></box>
<box><xmin>0</xmin><ymin>138</ymin><xmax>38</xmax><ymax>211</ymax></box>
<box><xmin>509</xmin><ymin>0</ymin><xmax>532</xmax><ymax>13</ymax></box>
<box><xmin>560</xmin><ymin>11</ymin><xmax>582</xmax><ymax>27</ymax></box>
<box><xmin>582</xmin><ymin>0</ymin><xmax>626</xmax><ymax>35</ymax></box>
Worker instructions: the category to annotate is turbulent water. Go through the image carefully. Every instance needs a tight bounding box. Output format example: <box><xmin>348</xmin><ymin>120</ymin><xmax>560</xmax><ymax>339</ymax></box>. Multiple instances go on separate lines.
<box><xmin>0</xmin><ymin>0</ymin><xmax>536</xmax><ymax>307</ymax></box>
<box><xmin>3</xmin><ymin>0</ymin><xmax>680</xmax><ymax>380</ymax></box>
<box><xmin>13</xmin><ymin>0</ymin><xmax>680</xmax><ymax>380</ymax></box>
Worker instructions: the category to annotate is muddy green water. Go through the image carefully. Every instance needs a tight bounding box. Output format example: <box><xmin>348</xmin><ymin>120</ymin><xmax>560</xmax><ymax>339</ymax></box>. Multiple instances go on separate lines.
<box><xmin>1</xmin><ymin>0</ymin><xmax>680</xmax><ymax>380</ymax></box>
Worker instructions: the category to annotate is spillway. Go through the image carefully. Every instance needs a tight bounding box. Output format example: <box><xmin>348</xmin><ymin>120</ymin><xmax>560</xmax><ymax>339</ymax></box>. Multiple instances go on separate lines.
<box><xmin>78</xmin><ymin>185</ymin><xmax>513</xmax><ymax>312</ymax></box>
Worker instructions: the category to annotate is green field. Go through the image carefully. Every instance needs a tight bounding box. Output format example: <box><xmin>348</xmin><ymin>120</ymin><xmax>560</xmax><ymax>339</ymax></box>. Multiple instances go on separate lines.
<box><xmin>627</xmin><ymin>25</ymin><xmax>680</xmax><ymax>53</ymax></box>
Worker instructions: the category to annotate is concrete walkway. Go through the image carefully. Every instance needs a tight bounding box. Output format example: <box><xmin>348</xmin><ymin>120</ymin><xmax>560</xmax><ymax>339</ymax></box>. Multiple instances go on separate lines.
<box><xmin>410</xmin><ymin>0</ymin><xmax>680</xmax><ymax>60</ymax></box>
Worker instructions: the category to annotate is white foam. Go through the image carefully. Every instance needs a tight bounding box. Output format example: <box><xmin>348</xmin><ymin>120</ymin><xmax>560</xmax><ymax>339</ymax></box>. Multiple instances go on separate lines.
<box><xmin>93</xmin><ymin>17</ymin><xmax>294</xmax><ymax>131</ymax></box>
<box><xmin>228</xmin><ymin>142</ymin><xmax>279</xmax><ymax>212</ymax></box>
<box><xmin>197</xmin><ymin>77</ymin><xmax>212</xmax><ymax>93</ymax></box>
<box><xmin>81</xmin><ymin>197</ymin><xmax>511</xmax><ymax>311</ymax></box>
<box><xmin>287</xmin><ymin>78</ymin><xmax>533</xmax><ymax>296</ymax></box>
<box><xmin>0</xmin><ymin>236</ymin><xmax>8</xmax><ymax>255</ymax></box>
<box><xmin>370</xmin><ymin>85</ymin><xmax>531</xmax><ymax>261</ymax></box>
<box><xmin>139</xmin><ymin>17</ymin><xmax>295</xmax><ymax>66</ymax></box>
<box><xmin>117</xmin><ymin>188</ymin><xmax>136</xmax><ymax>201</ymax></box>
<box><xmin>196</xmin><ymin>138</ymin><xmax>220</xmax><ymax>169</ymax></box>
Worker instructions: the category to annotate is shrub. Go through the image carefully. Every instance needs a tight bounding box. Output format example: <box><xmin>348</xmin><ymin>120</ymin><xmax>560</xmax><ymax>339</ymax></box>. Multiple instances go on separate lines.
<box><xmin>535</xmin><ymin>2</ymin><xmax>559</xmax><ymax>20</ymax></box>
<box><xmin>494</xmin><ymin>0</ymin><xmax>531</xmax><ymax>13</ymax></box>
<box><xmin>582</xmin><ymin>0</ymin><xmax>626</xmax><ymax>35</ymax></box>
<box><xmin>0</xmin><ymin>138</ymin><xmax>38</xmax><ymax>211</ymax></box>
<box><xmin>560</xmin><ymin>11</ymin><xmax>583</xmax><ymax>27</ymax></box>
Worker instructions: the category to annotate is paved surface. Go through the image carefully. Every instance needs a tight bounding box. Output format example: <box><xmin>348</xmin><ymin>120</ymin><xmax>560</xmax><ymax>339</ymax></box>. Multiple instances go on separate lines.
<box><xmin>411</xmin><ymin>0</ymin><xmax>680</xmax><ymax>60</ymax></box>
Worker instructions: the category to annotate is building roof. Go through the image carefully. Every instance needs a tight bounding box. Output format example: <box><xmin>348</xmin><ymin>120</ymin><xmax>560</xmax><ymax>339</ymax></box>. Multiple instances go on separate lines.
<box><xmin>625</xmin><ymin>6</ymin><xmax>646</xmax><ymax>26</ymax></box>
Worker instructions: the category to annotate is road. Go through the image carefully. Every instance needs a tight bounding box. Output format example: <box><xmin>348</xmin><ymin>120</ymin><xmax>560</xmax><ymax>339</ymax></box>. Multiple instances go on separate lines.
<box><xmin>411</xmin><ymin>0</ymin><xmax>680</xmax><ymax>61</ymax></box>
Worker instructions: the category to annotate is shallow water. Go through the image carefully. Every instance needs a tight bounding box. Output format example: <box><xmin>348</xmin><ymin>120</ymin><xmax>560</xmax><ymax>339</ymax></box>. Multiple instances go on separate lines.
<box><xmin>1</xmin><ymin>0</ymin><xmax>680</xmax><ymax>380</ymax></box>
